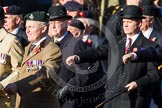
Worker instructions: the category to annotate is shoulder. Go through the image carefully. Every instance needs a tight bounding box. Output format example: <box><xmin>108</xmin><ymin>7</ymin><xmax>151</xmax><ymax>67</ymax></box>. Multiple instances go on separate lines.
<box><xmin>6</xmin><ymin>32</ymin><xmax>21</xmax><ymax>44</ymax></box>
<box><xmin>88</xmin><ymin>35</ymin><xmax>108</xmax><ymax>47</ymax></box>
<box><xmin>143</xmin><ymin>36</ymin><xmax>158</xmax><ymax>47</ymax></box>
<box><xmin>44</xmin><ymin>37</ymin><xmax>61</xmax><ymax>53</ymax></box>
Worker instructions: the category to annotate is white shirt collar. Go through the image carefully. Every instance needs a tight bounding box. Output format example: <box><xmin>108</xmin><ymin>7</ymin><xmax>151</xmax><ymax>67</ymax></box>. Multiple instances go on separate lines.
<box><xmin>54</xmin><ymin>31</ymin><xmax>68</xmax><ymax>42</ymax></box>
<box><xmin>126</xmin><ymin>32</ymin><xmax>140</xmax><ymax>47</ymax></box>
<box><xmin>143</xmin><ymin>27</ymin><xmax>153</xmax><ymax>39</ymax></box>
<box><xmin>32</xmin><ymin>35</ymin><xmax>48</xmax><ymax>46</ymax></box>
<box><xmin>82</xmin><ymin>35</ymin><xmax>88</xmax><ymax>42</ymax></box>
<box><xmin>11</xmin><ymin>26</ymin><xmax>21</xmax><ymax>35</ymax></box>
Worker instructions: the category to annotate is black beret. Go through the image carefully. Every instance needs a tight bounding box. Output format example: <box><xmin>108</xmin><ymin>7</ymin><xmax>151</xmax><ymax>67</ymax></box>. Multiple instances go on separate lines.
<box><xmin>142</xmin><ymin>5</ymin><xmax>154</xmax><ymax>16</ymax></box>
<box><xmin>64</xmin><ymin>1</ymin><xmax>82</xmax><ymax>11</ymax></box>
<box><xmin>0</xmin><ymin>6</ymin><xmax>5</xmax><ymax>20</ymax></box>
<box><xmin>69</xmin><ymin>19</ymin><xmax>85</xmax><ymax>30</ymax></box>
<box><xmin>5</xmin><ymin>5</ymin><xmax>22</xmax><ymax>15</ymax></box>
<box><xmin>24</xmin><ymin>11</ymin><xmax>49</xmax><ymax>22</ymax></box>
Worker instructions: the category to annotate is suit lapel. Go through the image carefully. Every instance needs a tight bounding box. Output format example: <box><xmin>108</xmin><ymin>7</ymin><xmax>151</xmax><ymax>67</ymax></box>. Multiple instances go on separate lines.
<box><xmin>149</xmin><ymin>30</ymin><xmax>158</xmax><ymax>43</ymax></box>
<box><xmin>21</xmin><ymin>37</ymin><xmax>50</xmax><ymax>65</ymax></box>
<box><xmin>149</xmin><ymin>31</ymin><xmax>155</xmax><ymax>39</ymax></box>
<box><xmin>22</xmin><ymin>44</ymin><xmax>41</xmax><ymax>65</ymax></box>
<box><xmin>118</xmin><ymin>37</ymin><xmax>126</xmax><ymax>56</ymax></box>
<box><xmin>59</xmin><ymin>31</ymin><xmax>72</xmax><ymax>49</ymax></box>
<box><xmin>130</xmin><ymin>33</ymin><xmax>144</xmax><ymax>52</ymax></box>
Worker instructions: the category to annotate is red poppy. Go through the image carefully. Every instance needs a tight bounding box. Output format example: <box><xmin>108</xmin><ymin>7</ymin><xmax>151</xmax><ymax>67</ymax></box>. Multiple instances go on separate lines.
<box><xmin>34</xmin><ymin>48</ymin><xmax>40</xmax><ymax>54</ymax></box>
<box><xmin>79</xmin><ymin>11</ymin><xmax>85</xmax><ymax>17</ymax></box>
<box><xmin>86</xmin><ymin>39</ymin><xmax>93</xmax><ymax>45</ymax></box>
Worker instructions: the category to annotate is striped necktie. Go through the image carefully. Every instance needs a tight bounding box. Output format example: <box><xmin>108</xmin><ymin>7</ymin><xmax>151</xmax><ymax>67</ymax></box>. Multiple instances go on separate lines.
<box><xmin>125</xmin><ymin>38</ymin><xmax>132</xmax><ymax>54</ymax></box>
<box><xmin>29</xmin><ymin>44</ymin><xmax>36</xmax><ymax>54</ymax></box>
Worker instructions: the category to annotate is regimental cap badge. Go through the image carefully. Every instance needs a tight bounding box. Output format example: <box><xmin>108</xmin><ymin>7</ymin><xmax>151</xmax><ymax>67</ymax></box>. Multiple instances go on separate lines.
<box><xmin>24</xmin><ymin>11</ymin><xmax>49</xmax><ymax>22</ymax></box>
<box><xmin>29</xmin><ymin>14</ymin><xmax>34</xmax><ymax>19</ymax></box>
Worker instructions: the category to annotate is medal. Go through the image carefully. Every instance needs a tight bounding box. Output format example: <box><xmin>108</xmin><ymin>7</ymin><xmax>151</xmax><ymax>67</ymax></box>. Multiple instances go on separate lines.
<box><xmin>26</xmin><ymin>60</ymin><xmax>42</xmax><ymax>72</ymax></box>
<box><xmin>0</xmin><ymin>53</ymin><xmax>7</xmax><ymax>64</ymax></box>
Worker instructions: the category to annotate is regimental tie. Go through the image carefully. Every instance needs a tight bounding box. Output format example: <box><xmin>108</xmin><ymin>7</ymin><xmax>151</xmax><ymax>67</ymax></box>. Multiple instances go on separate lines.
<box><xmin>125</xmin><ymin>38</ymin><xmax>132</xmax><ymax>54</ymax></box>
<box><xmin>29</xmin><ymin>44</ymin><xmax>36</xmax><ymax>54</ymax></box>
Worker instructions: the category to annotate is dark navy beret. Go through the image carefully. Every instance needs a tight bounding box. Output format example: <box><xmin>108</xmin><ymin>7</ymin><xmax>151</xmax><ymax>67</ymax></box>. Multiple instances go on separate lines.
<box><xmin>64</xmin><ymin>1</ymin><xmax>82</xmax><ymax>11</ymax></box>
<box><xmin>5</xmin><ymin>5</ymin><xmax>22</xmax><ymax>15</ymax></box>
<box><xmin>0</xmin><ymin>6</ymin><xmax>5</xmax><ymax>20</ymax></box>
<box><xmin>69</xmin><ymin>19</ymin><xmax>85</xmax><ymax>30</ymax></box>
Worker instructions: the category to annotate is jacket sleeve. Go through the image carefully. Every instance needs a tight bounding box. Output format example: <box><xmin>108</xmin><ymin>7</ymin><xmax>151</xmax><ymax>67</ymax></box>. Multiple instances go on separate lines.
<box><xmin>0</xmin><ymin>39</ymin><xmax>23</xmax><ymax>87</ymax></box>
<box><xmin>77</xmin><ymin>43</ymin><xmax>109</xmax><ymax>63</ymax></box>
<box><xmin>136</xmin><ymin>45</ymin><xmax>162</xmax><ymax>62</ymax></box>
<box><xmin>135</xmin><ymin>62</ymin><xmax>161</xmax><ymax>92</ymax></box>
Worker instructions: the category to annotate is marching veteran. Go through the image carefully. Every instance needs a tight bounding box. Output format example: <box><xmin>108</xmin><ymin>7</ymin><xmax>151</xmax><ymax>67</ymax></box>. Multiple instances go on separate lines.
<box><xmin>4</xmin><ymin>11</ymin><xmax>62</xmax><ymax>108</ymax></box>
<box><xmin>0</xmin><ymin>6</ymin><xmax>23</xmax><ymax>108</ymax></box>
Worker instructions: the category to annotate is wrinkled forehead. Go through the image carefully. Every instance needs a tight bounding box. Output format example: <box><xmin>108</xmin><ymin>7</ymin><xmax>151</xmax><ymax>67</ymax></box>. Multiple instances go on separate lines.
<box><xmin>126</xmin><ymin>0</ymin><xmax>141</xmax><ymax>5</ymax></box>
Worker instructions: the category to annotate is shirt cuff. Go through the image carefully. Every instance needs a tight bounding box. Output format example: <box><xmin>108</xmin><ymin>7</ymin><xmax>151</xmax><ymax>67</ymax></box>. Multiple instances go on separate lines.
<box><xmin>132</xmin><ymin>52</ymin><xmax>138</xmax><ymax>60</ymax></box>
<box><xmin>74</xmin><ymin>55</ymin><xmax>80</xmax><ymax>63</ymax></box>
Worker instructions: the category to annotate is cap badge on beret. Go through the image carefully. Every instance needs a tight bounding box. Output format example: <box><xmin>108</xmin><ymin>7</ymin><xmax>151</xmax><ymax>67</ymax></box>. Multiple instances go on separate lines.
<box><xmin>29</xmin><ymin>14</ymin><xmax>34</xmax><ymax>20</ymax></box>
<box><xmin>3</xmin><ymin>7</ymin><xmax>9</xmax><ymax>14</ymax></box>
<box><xmin>24</xmin><ymin>11</ymin><xmax>49</xmax><ymax>22</ymax></box>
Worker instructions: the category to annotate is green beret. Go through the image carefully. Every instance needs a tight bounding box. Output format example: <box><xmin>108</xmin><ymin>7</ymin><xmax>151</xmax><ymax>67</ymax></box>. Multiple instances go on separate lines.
<box><xmin>24</xmin><ymin>11</ymin><xmax>49</xmax><ymax>22</ymax></box>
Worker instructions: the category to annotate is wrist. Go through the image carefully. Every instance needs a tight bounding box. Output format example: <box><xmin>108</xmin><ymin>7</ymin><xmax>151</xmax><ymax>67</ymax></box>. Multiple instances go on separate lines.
<box><xmin>74</xmin><ymin>55</ymin><xmax>80</xmax><ymax>63</ymax></box>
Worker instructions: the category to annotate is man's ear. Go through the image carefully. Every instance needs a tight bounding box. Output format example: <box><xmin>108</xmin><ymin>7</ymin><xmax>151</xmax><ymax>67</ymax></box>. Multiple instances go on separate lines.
<box><xmin>15</xmin><ymin>16</ymin><xmax>21</xmax><ymax>24</ymax></box>
<box><xmin>138</xmin><ymin>20</ymin><xmax>142</xmax><ymax>28</ymax></box>
<box><xmin>149</xmin><ymin>16</ymin><xmax>154</xmax><ymax>25</ymax></box>
<box><xmin>41</xmin><ymin>25</ymin><xmax>47</xmax><ymax>34</ymax></box>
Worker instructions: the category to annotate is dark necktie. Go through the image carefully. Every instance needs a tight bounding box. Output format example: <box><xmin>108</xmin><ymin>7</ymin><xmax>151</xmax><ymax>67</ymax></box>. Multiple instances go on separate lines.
<box><xmin>29</xmin><ymin>44</ymin><xmax>36</xmax><ymax>54</ymax></box>
<box><xmin>125</xmin><ymin>38</ymin><xmax>132</xmax><ymax>54</ymax></box>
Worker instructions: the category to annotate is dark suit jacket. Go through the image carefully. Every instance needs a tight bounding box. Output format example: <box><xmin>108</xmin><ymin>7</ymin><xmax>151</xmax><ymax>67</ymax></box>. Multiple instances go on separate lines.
<box><xmin>135</xmin><ymin>46</ymin><xmax>162</xmax><ymax>83</ymax></box>
<box><xmin>75</xmin><ymin>33</ymin><xmax>161</xmax><ymax>108</ymax></box>
<box><xmin>104</xmin><ymin>34</ymin><xmax>160</xmax><ymax>108</ymax></box>
<box><xmin>149</xmin><ymin>30</ymin><xmax>162</xmax><ymax>46</ymax></box>
<box><xmin>135</xmin><ymin>30</ymin><xmax>162</xmax><ymax>62</ymax></box>
<box><xmin>57</xmin><ymin>31</ymin><xmax>76</xmax><ymax>82</ymax></box>
<box><xmin>136</xmin><ymin>46</ymin><xmax>162</xmax><ymax>62</ymax></box>
<box><xmin>58</xmin><ymin>32</ymin><xmax>106</xmax><ymax>108</ymax></box>
<box><xmin>62</xmin><ymin>38</ymin><xmax>104</xmax><ymax>108</ymax></box>
<box><xmin>148</xmin><ymin>30</ymin><xmax>162</xmax><ymax>107</ymax></box>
